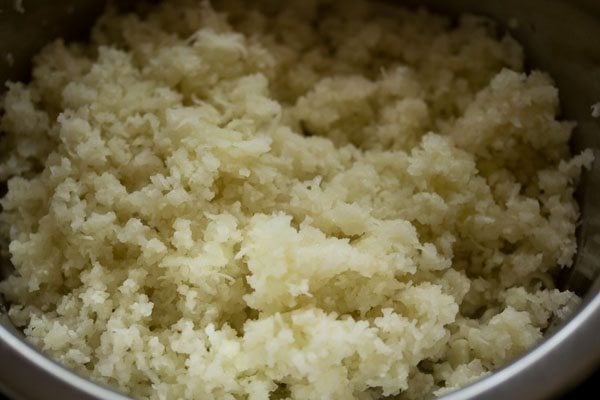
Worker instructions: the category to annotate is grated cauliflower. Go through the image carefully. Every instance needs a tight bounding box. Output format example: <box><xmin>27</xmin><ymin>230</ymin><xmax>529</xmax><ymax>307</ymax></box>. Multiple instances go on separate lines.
<box><xmin>0</xmin><ymin>0</ymin><xmax>594</xmax><ymax>399</ymax></box>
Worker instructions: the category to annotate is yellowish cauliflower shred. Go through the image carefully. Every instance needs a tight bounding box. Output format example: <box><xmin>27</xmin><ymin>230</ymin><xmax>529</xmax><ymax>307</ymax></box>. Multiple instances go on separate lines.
<box><xmin>0</xmin><ymin>1</ymin><xmax>593</xmax><ymax>399</ymax></box>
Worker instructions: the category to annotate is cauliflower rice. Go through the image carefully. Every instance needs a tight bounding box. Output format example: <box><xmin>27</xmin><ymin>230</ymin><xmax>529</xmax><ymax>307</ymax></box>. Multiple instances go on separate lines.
<box><xmin>0</xmin><ymin>0</ymin><xmax>594</xmax><ymax>399</ymax></box>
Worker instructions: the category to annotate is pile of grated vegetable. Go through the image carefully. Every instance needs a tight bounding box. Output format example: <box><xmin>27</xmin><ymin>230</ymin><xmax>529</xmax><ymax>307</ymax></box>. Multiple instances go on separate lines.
<box><xmin>0</xmin><ymin>0</ymin><xmax>593</xmax><ymax>399</ymax></box>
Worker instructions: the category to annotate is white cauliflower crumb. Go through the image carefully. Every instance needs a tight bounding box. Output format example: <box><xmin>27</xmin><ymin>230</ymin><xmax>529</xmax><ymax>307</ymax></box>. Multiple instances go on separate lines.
<box><xmin>5</xmin><ymin>53</ymin><xmax>14</xmax><ymax>67</ymax></box>
<box><xmin>591</xmin><ymin>102</ymin><xmax>600</xmax><ymax>118</ymax></box>
<box><xmin>0</xmin><ymin>0</ymin><xmax>592</xmax><ymax>399</ymax></box>
<box><xmin>13</xmin><ymin>0</ymin><xmax>24</xmax><ymax>14</ymax></box>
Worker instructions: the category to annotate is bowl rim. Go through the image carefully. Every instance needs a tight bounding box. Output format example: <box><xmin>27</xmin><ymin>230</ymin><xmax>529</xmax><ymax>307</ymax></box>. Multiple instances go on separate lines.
<box><xmin>0</xmin><ymin>290</ymin><xmax>599</xmax><ymax>400</ymax></box>
<box><xmin>442</xmin><ymin>289</ymin><xmax>600</xmax><ymax>400</ymax></box>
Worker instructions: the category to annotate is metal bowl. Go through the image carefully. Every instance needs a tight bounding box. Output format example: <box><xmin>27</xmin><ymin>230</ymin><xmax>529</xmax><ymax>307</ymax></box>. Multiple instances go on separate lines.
<box><xmin>0</xmin><ymin>1</ymin><xmax>599</xmax><ymax>399</ymax></box>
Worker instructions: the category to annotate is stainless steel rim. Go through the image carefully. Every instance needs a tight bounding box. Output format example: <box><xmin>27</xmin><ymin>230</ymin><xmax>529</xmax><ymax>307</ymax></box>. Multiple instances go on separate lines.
<box><xmin>0</xmin><ymin>291</ymin><xmax>598</xmax><ymax>400</ymax></box>
<box><xmin>0</xmin><ymin>324</ymin><xmax>128</xmax><ymax>400</ymax></box>
<box><xmin>443</xmin><ymin>291</ymin><xmax>600</xmax><ymax>400</ymax></box>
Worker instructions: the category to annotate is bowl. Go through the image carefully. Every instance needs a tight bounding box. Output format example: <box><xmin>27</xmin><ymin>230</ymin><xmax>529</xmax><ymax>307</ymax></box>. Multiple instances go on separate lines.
<box><xmin>0</xmin><ymin>1</ymin><xmax>599</xmax><ymax>399</ymax></box>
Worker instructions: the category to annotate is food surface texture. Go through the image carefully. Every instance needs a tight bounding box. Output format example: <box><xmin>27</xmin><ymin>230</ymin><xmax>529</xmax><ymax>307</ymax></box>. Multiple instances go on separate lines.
<box><xmin>0</xmin><ymin>0</ymin><xmax>593</xmax><ymax>399</ymax></box>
